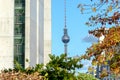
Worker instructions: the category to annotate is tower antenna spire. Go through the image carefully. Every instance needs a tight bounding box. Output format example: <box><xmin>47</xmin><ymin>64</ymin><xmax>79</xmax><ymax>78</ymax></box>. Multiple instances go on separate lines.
<box><xmin>64</xmin><ymin>0</ymin><xmax>66</xmax><ymax>27</ymax></box>
<box><xmin>62</xmin><ymin>0</ymin><xmax>70</xmax><ymax>55</ymax></box>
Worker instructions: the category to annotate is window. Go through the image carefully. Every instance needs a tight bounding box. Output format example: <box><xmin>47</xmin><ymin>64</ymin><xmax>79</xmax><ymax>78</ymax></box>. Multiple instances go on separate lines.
<box><xmin>14</xmin><ymin>43</ymin><xmax>24</xmax><ymax>66</ymax></box>
<box><xmin>14</xmin><ymin>0</ymin><xmax>25</xmax><ymax>68</ymax></box>
<box><xmin>15</xmin><ymin>0</ymin><xmax>25</xmax><ymax>8</ymax></box>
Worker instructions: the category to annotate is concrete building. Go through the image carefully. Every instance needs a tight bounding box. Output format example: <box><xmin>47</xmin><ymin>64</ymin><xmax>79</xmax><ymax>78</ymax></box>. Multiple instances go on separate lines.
<box><xmin>0</xmin><ymin>0</ymin><xmax>51</xmax><ymax>70</ymax></box>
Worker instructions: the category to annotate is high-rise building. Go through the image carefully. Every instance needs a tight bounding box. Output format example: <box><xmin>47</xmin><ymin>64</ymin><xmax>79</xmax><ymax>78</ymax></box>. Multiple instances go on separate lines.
<box><xmin>0</xmin><ymin>0</ymin><xmax>51</xmax><ymax>70</ymax></box>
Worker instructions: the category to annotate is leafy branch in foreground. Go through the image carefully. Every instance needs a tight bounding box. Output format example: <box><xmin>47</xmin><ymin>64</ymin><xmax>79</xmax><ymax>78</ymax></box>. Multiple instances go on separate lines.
<box><xmin>41</xmin><ymin>54</ymin><xmax>83</xmax><ymax>80</ymax></box>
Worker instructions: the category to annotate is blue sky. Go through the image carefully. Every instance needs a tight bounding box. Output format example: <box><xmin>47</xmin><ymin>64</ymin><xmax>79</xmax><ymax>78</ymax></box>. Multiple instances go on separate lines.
<box><xmin>52</xmin><ymin>0</ymin><xmax>95</xmax><ymax>72</ymax></box>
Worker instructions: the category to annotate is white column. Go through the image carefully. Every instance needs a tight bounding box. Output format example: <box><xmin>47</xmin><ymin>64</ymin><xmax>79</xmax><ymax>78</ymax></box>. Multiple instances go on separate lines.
<box><xmin>36</xmin><ymin>0</ymin><xmax>40</xmax><ymax>64</ymax></box>
<box><xmin>39</xmin><ymin>0</ymin><xmax>44</xmax><ymax>64</ymax></box>
<box><xmin>0</xmin><ymin>0</ymin><xmax>14</xmax><ymax>70</ymax></box>
<box><xmin>43</xmin><ymin>0</ymin><xmax>51</xmax><ymax>64</ymax></box>
<box><xmin>25</xmin><ymin>0</ymin><xmax>30</xmax><ymax>68</ymax></box>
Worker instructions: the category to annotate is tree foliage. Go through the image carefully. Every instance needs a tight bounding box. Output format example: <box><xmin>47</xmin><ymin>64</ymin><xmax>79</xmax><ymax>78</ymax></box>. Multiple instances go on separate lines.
<box><xmin>76</xmin><ymin>73</ymin><xmax>98</xmax><ymax>80</ymax></box>
<box><xmin>41</xmin><ymin>54</ymin><xmax>83</xmax><ymax>80</ymax></box>
<box><xmin>78</xmin><ymin>0</ymin><xmax>120</xmax><ymax>27</ymax></box>
<box><xmin>78</xmin><ymin>0</ymin><xmax>120</xmax><ymax>76</ymax></box>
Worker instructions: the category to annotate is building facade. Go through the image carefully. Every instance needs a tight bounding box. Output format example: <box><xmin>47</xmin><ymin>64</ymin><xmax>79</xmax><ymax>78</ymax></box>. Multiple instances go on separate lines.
<box><xmin>0</xmin><ymin>0</ymin><xmax>51</xmax><ymax>70</ymax></box>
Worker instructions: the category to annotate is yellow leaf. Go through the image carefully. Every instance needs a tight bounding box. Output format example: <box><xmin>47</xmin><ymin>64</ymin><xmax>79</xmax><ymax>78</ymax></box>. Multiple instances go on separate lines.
<box><xmin>92</xmin><ymin>7</ymin><xmax>96</xmax><ymax>12</ymax></box>
<box><xmin>108</xmin><ymin>6</ymin><xmax>112</xmax><ymax>12</ymax></box>
<box><xmin>103</xmin><ymin>61</ymin><xmax>108</xmax><ymax>65</ymax></box>
<box><xmin>88</xmin><ymin>66</ymin><xmax>94</xmax><ymax>72</ymax></box>
<box><xmin>116</xmin><ymin>4</ymin><xmax>119</xmax><ymax>8</ymax></box>
<box><xmin>92</xmin><ymin>60</ymin><xmax>97</xmax><ymax>66</ymax></box>
<box><xmin>106</xmin><ymin>56</ymin><xmax>111</xmax><ymax>60</ymax></box>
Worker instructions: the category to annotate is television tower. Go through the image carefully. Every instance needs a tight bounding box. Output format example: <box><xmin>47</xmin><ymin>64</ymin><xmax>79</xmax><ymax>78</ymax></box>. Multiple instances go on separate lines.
<box><xmin>62</xmin><ymin>0</ymin><xmax>70</xmax><ymax>55</ymax></box>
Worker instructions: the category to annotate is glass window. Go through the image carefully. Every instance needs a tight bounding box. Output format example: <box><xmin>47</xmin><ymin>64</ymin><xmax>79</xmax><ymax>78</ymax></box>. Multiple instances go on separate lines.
<box><xmin>15</xmin><ymin>15</ymin><xmax>25</xmax><ymax>23</ymax></box>
<box><xmin>14</xmin><ymin>43</ymin><xmax>24</xmax><ymax>65</ymax></box>
<box><xmin>15</xmin><ymin>0</ymin><xmax>25</xmax><ymax>7</ymax></box>
<box><xmin>14</xmin><ymin>24</ymin><xmax>25</xmax><ymax>35</ymax></box>
<box><xmin>15</xmin><ymin>9</ymin><xmax>25</xmax><ymax>15</ymax></box>
<box><xmin>14</xmin><ymin>0</ymin><xmax>25</xmax><ymax>68</ymax></box>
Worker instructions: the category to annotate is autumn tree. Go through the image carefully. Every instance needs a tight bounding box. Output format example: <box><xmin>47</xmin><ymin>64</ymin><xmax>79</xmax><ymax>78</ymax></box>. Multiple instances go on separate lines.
<box><xmin>78</xmin><ymin>0</ymin><xmax>120</xmax><ymax>76</ymax></box>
